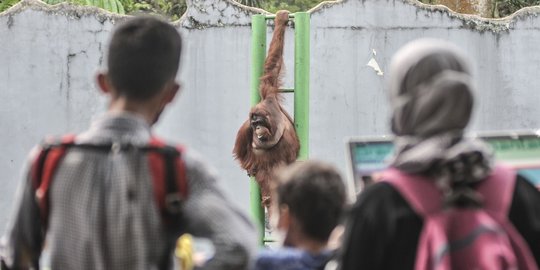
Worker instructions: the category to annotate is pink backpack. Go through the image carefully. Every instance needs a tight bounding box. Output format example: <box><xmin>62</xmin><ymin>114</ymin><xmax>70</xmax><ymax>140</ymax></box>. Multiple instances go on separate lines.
<box><xmin>382</xmin><ymin>165</ymin><xmax>538</xmax><ymax>270</ymax></box>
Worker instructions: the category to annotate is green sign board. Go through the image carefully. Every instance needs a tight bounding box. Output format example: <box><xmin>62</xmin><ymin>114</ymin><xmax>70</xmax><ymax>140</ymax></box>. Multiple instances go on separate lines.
<box><xmin>489</xmin><ymin>137</ymin><xmax>540</xmax><ymax>166</ymax></box>
<box><xmin>347</xmin><ymin>134</ymin><xmax>540</xmax><ymax>193</ymax></box>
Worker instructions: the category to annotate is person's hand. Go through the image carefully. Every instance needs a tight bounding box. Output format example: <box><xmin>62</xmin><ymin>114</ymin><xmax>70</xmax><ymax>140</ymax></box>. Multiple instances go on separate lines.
<box><xmin>327</xmin><ymin>225</ymin><xmax>345</xmax><ymax>250</ymax></box>
<box><xmin>371</xmin><ymin>172</ymin><xmax>384</xmax><ymax>182</ymax></box>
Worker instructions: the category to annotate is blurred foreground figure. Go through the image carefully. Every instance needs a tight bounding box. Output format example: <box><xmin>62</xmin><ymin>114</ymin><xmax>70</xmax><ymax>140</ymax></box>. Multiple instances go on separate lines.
<box><xmin>0</xmin><ymin>16</ymin><xmax>256</xmax><ymax>270</ymax></box>
<box><xmin>255</xmin><ymin>160</ymin><xmax>346</xmax><ymax>270</ymax></box>
<box><xmin>339</xmin><ymin>39</ymin><xmax>540</xmax><ymax>270</ymax></box>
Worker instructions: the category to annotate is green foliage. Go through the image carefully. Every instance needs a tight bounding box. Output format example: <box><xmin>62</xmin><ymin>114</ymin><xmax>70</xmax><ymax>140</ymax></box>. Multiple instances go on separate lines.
<box><xmin>117</xmin><ymin>0</ymin><xmax>132</xmax><ymax>11</ymax></box>
<box><xmin>261</xmin><ymin>0</ymin><xmax>324</xmax><ymax>13</ymax></box>
<box><xmin>237</xmin><ymin>0</ymin><xmax>262</xmax><ymax>8</ymax></box>
<box><xmin>41</xmin><ymin>0</ymin><xmax>126</xmax><ymax>13</ymax></box>
<box><xmin>418</xmin><ymin>0</ymin><xmax>540</xmax><ymax>18</ymax></box>
<box><xmin>0</xmin><ymin>0</ymin><xmax>21</xmax><ymax>12</ymax></box>
<box><xmin>127</xmin><ymin>0</ymin><xmax>186</xmax><ymax>20</ymax></box>
<box><xmin>493</xmin><ymin>0</ymin><xmax>540</xmax><ymax>17</ymax></box>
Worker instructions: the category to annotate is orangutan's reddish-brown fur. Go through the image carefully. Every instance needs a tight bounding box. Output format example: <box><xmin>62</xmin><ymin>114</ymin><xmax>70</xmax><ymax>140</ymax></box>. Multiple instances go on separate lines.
<box><xmin>233</xmin><ymin>10</ymin><xmax>300</xmax><ymax>209</ymax></box>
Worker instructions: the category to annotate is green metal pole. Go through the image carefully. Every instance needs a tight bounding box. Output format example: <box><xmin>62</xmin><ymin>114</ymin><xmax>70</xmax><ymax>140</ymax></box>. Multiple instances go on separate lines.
<box><xmin>264</xmin><ymin>13</ymin><xmax>295</xmax><ymax>19</ymax></box>
<box><xmin>250</xmin><ymin>14</ymin><xmax>266</xmax><ymax>245</ymax></box>
<box><xmin>294</xmin><ymin>12</ymin><xmax>310</xmax><ymax>160</ymax></box>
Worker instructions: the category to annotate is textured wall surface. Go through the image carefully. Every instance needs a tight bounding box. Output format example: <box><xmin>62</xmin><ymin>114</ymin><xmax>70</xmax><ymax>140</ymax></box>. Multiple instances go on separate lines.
<box><xmin>1</xmin><ymin>0</ymin><xmax>540</xmax><ymax>230</ymax></box>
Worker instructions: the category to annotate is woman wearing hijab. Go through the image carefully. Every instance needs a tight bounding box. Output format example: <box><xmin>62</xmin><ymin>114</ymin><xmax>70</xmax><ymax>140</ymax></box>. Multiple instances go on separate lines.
<box><xmin>338</xmin><ymin>39</ymin><xmax>540</xmax><ymax>270</ymax></box>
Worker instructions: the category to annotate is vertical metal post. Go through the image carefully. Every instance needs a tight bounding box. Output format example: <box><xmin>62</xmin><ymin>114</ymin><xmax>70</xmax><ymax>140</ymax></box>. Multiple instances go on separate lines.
<box><xmin>250</xmin><ymin>14</ymin><xmax>266</xmax><ymax>245</ymax></box>
<box><xmin>249</xmin><ymin>12</ymin><xmax>310</xmax><ymax>245</ymax></box>
<box><xmin>294</xmin><ymin>12</ymin><xmax>310</xmax><ymax>160</ymax></box>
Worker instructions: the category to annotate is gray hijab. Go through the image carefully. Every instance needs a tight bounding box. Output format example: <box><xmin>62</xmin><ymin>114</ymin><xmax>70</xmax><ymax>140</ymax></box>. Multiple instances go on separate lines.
<box><xmin>388</xmin><ymin>39</ymin><xmax>493</xmax><ymax>204</ymax></box>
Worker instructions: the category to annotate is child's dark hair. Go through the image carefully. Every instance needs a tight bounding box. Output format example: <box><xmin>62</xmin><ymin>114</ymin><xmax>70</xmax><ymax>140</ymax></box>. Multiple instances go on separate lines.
<box><xmin>276</xmin><ymin>160</ymin><xmax>346</xmax><ymax>243</ymax></box>
<box><xmin>107</xmin><ymin>16</ymin><xmax>182</xmax><ymax>100</ymax></box>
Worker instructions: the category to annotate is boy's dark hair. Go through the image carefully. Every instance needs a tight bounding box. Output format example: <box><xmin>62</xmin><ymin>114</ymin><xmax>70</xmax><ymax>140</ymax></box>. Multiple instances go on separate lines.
<box><xmin>276</xmin><ymin>160</ymin><xmax>346</xmax><ymax>243</ymax></box>
<box><xmin>107</xmin><ymin>16</ymin><xmax>182</xmax><ymax>100</ymax></box>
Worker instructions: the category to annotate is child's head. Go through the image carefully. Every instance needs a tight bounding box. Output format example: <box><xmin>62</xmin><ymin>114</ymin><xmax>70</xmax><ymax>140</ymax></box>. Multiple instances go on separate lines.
<box><xmin>274</xmin><ymin>160</ymin><xmax>346</xmax><ymax>247</ymax></box>
<box><xmin>102</xmin><ymin>16</ymin><xmax>182</xmax><ymax>101</ymax></box>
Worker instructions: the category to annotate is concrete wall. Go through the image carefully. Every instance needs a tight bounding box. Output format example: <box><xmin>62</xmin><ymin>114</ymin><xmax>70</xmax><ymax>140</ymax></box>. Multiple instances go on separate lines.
<box><xmin>1</xmin><ymin>0</ymin><xmax>540</xmax><ymax>230</ymax></box>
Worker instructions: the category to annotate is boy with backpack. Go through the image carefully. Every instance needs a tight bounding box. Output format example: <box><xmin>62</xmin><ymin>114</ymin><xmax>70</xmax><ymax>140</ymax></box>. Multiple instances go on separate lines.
<box><xmin>0</xmin><ymin>16</ymin><xmax>256</xmax><ymax>270</ymax></box>
<box><xmin>338</xmin><ymin>39</ymin><xmax>540</xmax><ymax>270</ymax></box>
<box><xmin>254</xmin><ymin>160</ymin><xmax>347</xmax><ymax>270</ymax></box>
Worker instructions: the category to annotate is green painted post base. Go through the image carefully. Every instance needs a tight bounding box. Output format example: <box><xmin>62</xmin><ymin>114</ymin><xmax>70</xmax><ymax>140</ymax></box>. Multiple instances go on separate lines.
<box><xmin>250</xmin><ymin>14</ymin><xmax>266</xmax><ymax>246</ymax></box>
<box><xmin>249</xmin><ymin>177</ymin><xmax>264</xmax><ymax>245</ymax></box>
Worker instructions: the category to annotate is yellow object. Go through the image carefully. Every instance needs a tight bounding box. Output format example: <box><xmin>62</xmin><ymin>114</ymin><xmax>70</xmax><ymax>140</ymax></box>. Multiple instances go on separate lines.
<box><xmin>175</xmin><ymin>234</ymin><xmax>194</xmax><ymax>270</ymax></box>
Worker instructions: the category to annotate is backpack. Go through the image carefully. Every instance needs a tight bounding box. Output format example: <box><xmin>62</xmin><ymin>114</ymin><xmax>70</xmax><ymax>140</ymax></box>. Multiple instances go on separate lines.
<box><xmin>30</xmin><ymin>134</ymin><xmax>188</xmax><ymax>230</ymax></box>
<box><xmin>382</xmin><ymin>165</ymin><xmax>538</xmax><ymax>270</ymax></box>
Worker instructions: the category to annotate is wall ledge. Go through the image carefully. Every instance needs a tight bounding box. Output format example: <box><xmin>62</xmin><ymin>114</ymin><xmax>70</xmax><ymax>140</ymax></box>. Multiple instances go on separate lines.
<box><xmin>0</xmin><ymin>0</ymin><xmax>125</xmax><ymax>24</ymax></box>
<box><xmin>181</xmin><ymin>0</ymin><xmax>268</xmax><ymax>29</ymax></box>
<box><xmin>309</xmin><ymin>0</ymin><xmax>540</xmax><ymax>33</ymax></box>
<box><xmin>0</xmin><ymin>0</ymin><xmax>274</xmax><ymax>28</ymax></box>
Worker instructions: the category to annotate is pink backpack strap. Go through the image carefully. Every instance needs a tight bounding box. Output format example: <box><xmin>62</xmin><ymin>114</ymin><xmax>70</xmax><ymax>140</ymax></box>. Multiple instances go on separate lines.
<box><xmin>479</xmin><ymin>165</ymin><xmax>539</xmax><ymax>270</ymax></box>
<box><xmin>381</xmin><ymin>165</ymin><xmax>516</xmax><ymax>217</ymax></box>
<box><xmin>381</xmin><ymin>168</ymin><xmax>443</xmax><ymax>216</ymax></box>
<box><xmin>475</xmin><ymin>165</ymin><xmax>515</xmax><ymax>219</ymax></box>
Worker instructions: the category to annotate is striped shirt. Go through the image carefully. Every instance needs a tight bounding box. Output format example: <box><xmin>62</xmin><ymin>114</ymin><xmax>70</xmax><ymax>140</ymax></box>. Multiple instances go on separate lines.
<box><xmin>1</xmin><ymin>112</ymin><xmax>257</xmax><ymax>270</ymax></box>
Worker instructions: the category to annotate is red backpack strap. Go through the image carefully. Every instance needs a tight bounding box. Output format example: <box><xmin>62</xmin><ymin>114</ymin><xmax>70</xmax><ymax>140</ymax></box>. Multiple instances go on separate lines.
<box><xmin>147</xmin><ymin>136</ymin><xmax>188</xmax><ymax>225</ymax></box>
<box><xmin>31</xmin><ymin>134</ymin><xmax>76</xmax><ymax>227</ymax></box>
<box><xmin>381</xmin><ymin>168</ymin><xmax>444</xmax><ymax>216</ymax></box>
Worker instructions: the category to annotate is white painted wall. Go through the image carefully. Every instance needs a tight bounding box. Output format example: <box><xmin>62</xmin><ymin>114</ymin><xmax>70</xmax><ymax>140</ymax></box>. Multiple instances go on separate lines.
<box><xmin>1</xmin><ymin>0</ymin><xmax>540</xmax><ymax>230</ymax></box>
